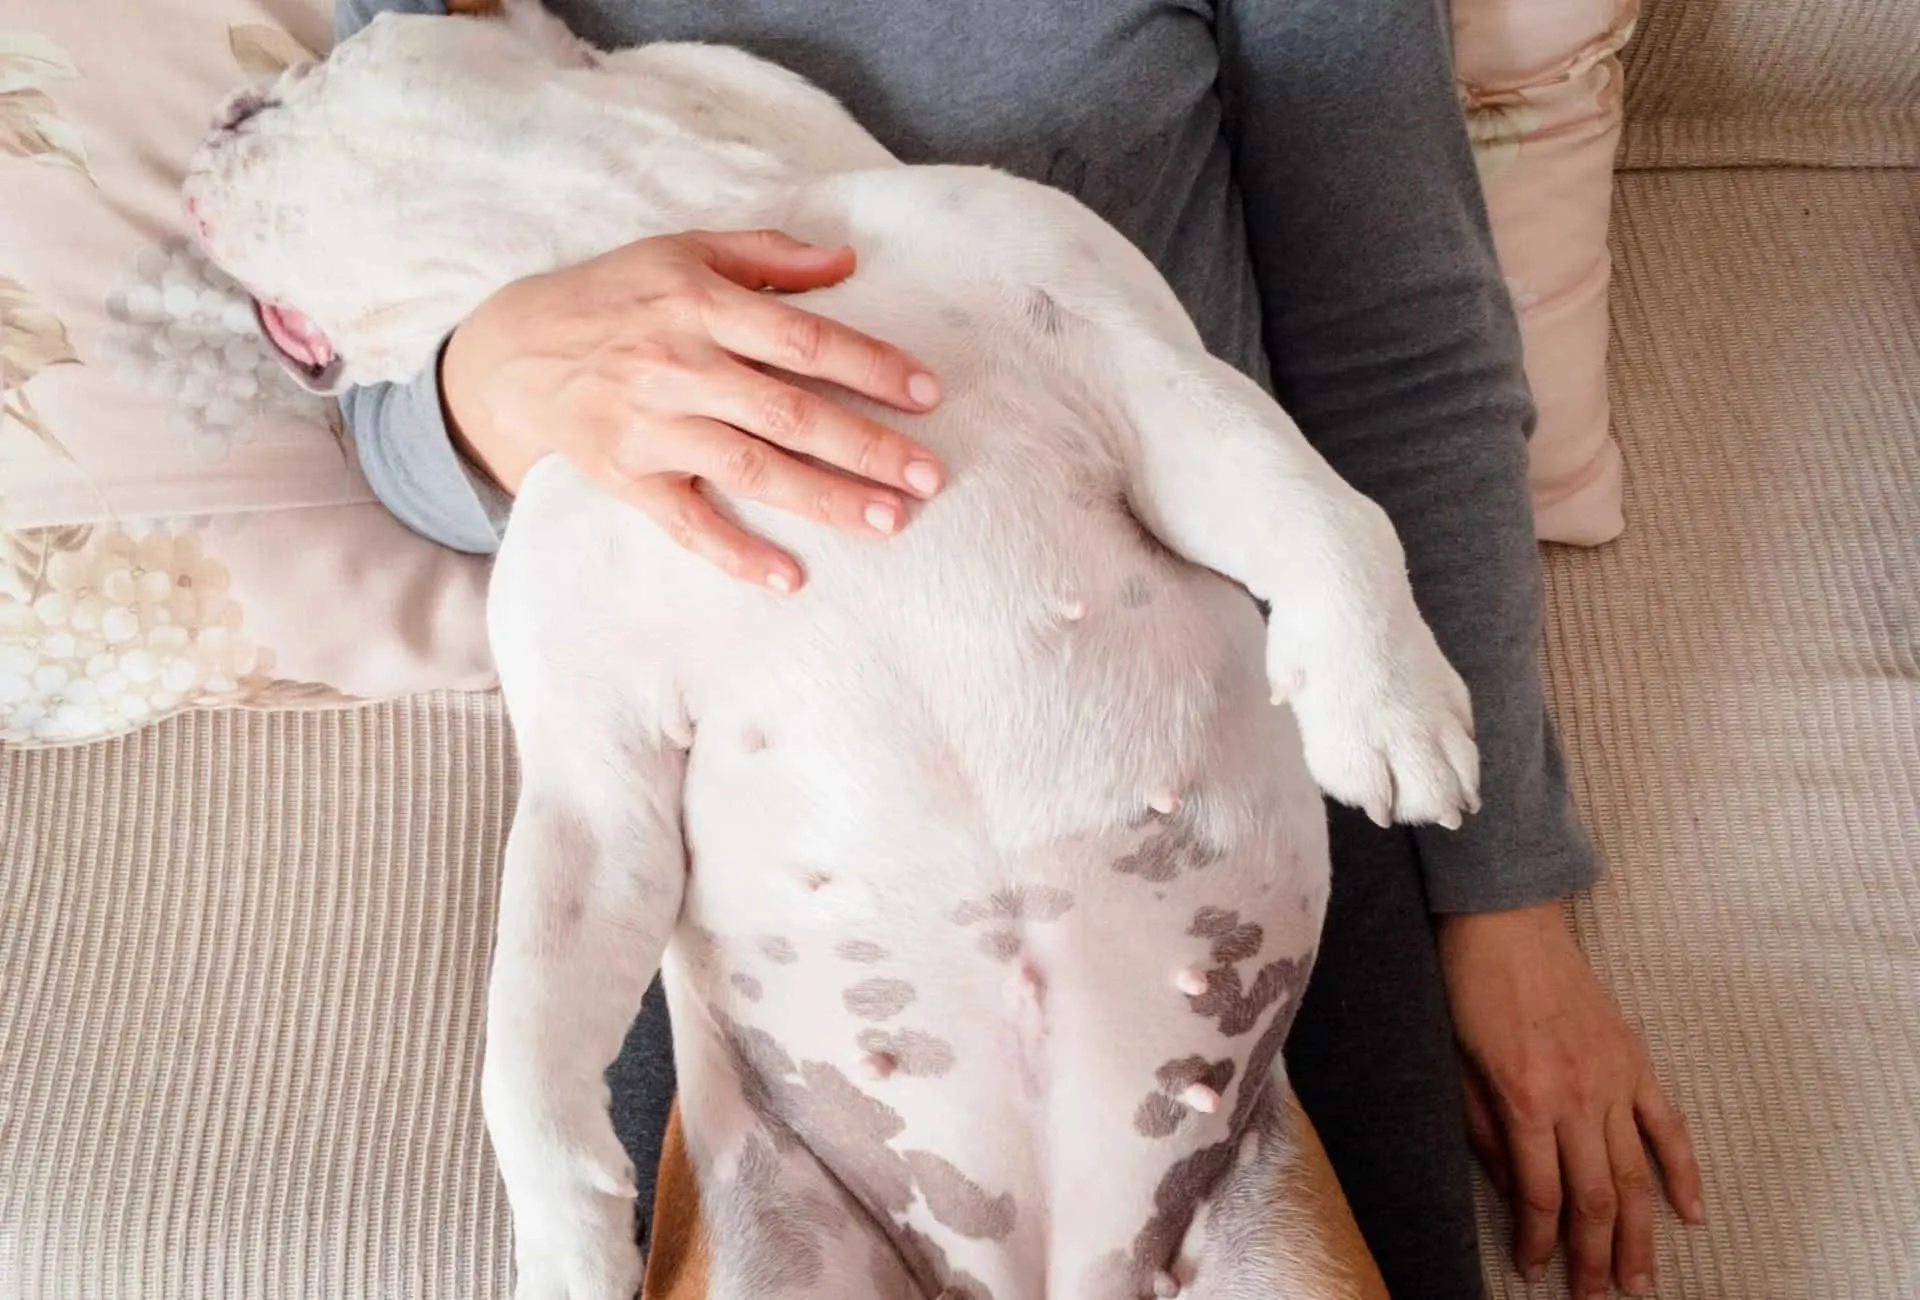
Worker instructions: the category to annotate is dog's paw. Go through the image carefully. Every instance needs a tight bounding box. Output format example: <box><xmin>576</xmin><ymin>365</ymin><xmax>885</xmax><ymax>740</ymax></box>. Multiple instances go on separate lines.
<box><xmin>508</xmin><ymin>1192</ymin><xmax>645</xmax><ymax>1300</ymax></box>
<box><xmin>1271</xmin><ymin>605</ymin><xmax>1480</xmax><ymax>829</ymax></box>
<box><xmin>484</xmin><ymin>1070</ymin><xmax>643</xmax><ymax>1300</ymax></box>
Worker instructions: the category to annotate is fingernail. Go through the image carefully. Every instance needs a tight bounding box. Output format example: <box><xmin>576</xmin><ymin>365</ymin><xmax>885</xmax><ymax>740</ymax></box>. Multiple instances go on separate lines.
<box><xmin>907</xmin><ymin>373</ymin><xmax>941</xmax><ymax>407</ymax></box>
<box><xmin>904</xmin><ymin>459</ymin><xmax>941</xmax><ymax>497</ymax></box>
<box><xmin>1627</xmin><ymin>1273</ymin><xmax>1653</xmax><ymax>1295</ymax></box>
<box><xmin>864</xmin><ymin>502</ymin><xmax>899</xmax><ymax>534</ymax></box>
<box><xmin>767</xmin><ymin>571</ymin><xmax>794</xmax><ymax>595</ymax></box>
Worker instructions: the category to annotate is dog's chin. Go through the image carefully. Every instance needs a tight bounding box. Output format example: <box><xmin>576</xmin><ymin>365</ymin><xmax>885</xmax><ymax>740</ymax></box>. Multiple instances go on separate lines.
<box><xmin>253</xmin><ymin>299</ymin><xmax>349</xmax><ymax>395</ymax></box>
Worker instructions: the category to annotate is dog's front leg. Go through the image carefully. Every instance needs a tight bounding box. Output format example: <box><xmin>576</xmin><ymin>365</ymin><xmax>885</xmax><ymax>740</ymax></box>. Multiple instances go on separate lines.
<box><xmin>482</xmin><ymin>692</ymin><xmax>688</xmax><ymax>1300</ymax></box>
<box><xmin>1104</xmin><ymin>332</ymin><xmax>1481</xmax><ymax>829</ymax></box>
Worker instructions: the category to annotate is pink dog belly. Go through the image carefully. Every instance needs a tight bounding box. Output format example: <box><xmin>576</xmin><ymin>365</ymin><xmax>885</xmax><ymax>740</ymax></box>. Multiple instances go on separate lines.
<box><xmin>670</xmin><ymin>652</ymin><xmax>1329</xmax><ymax>1300</ymax></box>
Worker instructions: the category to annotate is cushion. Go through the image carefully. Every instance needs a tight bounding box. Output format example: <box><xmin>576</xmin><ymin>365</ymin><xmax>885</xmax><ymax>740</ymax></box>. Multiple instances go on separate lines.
<box><xmin>1452</xmin><ymin>0</ymin><xmax>1636</xmax><ymax>546</ymax></box>
<box><xmin>0</xmin><ymin>6</ymin><xmax>495</xmax><ymax>748</ymax></box>
<box><xmin>0</xmin><ymin>0</ymin><xmax>1638</xmax><ymax>747</ymax></box>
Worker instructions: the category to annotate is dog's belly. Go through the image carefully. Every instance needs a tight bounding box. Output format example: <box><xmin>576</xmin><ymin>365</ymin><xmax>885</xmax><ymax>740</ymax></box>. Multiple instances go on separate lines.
<box><xmin>661</xmin><ymin>547</ymin><xmax>1329</xmax><ymax>1297</ymax></box>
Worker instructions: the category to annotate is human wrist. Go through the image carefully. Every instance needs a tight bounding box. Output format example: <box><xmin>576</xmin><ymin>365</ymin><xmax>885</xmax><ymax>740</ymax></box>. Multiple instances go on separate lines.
<box><xmin>1435</xmin><ymin>900</ymin><xmax>1566</xmax><ymax>945</ymax></box>
<box><xmin>439</xmin><ymin>311</ymin><xmax>527</xmax><ymax>494</ymax></box>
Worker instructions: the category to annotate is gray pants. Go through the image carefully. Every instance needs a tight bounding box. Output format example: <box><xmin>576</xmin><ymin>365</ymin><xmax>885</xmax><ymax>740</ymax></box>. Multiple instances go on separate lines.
<box><xmin>608</xmin><ymin>804</ymin><xmax>1486</xmax><ymax>1299</ymax></box>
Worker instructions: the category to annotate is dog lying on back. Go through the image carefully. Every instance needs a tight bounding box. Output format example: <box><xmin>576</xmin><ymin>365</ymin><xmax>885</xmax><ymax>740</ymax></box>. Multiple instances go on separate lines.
<box><xmin>186</xmin><ymin>5</ymin><xmax>1478</xmax><ymax>1297</ymax></box>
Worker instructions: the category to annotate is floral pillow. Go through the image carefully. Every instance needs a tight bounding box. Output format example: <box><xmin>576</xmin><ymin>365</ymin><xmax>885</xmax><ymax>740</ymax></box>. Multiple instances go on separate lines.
<box><xmin>1</xmin><ymin>7</ymin><xmax>494</xmax><ymax>748</ymax></box>
<box><xmin>1454</xmin><ymin>0</ymin><xmax>1637</xmax><ymax>546</ymax></box>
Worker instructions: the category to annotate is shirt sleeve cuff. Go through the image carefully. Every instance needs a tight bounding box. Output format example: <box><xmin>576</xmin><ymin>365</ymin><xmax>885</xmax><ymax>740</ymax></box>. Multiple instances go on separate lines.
<box><xmin>339</xmin><ymin>360</ymin><xmax>510</xmax><ymax>556</ymax></box>
<box><xmin>1415</xmin><ymin>730</ymin><xmax>1604</xmax><ymax>914</ymax></box>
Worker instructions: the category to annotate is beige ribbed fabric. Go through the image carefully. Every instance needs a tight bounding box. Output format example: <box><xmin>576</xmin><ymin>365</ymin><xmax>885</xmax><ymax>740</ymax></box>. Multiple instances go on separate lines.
<box><xmin>1619</xmin><ymin>0</ymin><xmax>1920</xmax><ymax>167</ymax></box>
<box><xmin>0</xmin><ymin>698</ymin><xmax>518</xmax><ymax>1299</ymax></box>
<box><xmin>1476</xmin><ymin>169</ymin><xmax>1920</xmax><ymax>1299</ymax></box>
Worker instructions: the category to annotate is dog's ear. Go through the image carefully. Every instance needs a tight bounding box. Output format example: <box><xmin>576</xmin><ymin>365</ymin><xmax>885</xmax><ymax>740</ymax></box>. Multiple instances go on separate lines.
<box><xmin>444</xmin><ymin>0</ymin><xmax>504</xmax><ymax>15</ymax></box>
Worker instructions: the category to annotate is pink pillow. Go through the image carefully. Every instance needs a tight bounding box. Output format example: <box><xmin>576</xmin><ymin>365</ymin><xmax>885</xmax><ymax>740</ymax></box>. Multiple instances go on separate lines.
<box><xmin>0</xmin><ymin>7</ymin><xmax>495</xmax><ymax>747</ymax></box>
<box><xmin>1453</xmin><ymin>0</ymin><xmax>1637</xmax><ymax>546</ymax></box>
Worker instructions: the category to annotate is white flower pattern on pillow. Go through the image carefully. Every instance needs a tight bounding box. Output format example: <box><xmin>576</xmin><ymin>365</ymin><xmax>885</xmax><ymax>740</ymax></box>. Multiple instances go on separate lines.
<box><xmin>103</xmin><ymin>239</ymin><xmax>336</xmax><ymax>462</ymax></box>
<box><xmin>0</xmin><ymin>524</ymin><xmax>272</xmax><ymax>743</ymax></box>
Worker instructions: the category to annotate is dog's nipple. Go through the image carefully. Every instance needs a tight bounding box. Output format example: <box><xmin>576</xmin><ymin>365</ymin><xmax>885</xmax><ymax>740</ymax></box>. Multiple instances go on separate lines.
<box><xmin>1178</xmin><ymin>1084</ymin><xmax>1220</xmax><ymax>1114</ymax></box>
<box><xmin>1173</xmin><ymin>968</ymin><xmax>1209</xmax><ymax>997</ymax></box>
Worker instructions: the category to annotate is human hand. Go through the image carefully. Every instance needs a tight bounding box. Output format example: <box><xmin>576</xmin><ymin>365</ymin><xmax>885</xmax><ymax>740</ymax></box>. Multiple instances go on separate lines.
<box><xmin>440</xmin><ymin>229</ymin><xmax>945</xmax><ymax>592</ymax></box>
<box><xmin>1437</xmin><ymin>902</ymin><xmax>1705</xmax><ymax>1298</ymax></box>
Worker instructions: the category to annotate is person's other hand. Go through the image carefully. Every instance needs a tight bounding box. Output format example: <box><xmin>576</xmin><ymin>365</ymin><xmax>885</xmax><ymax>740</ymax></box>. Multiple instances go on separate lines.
<box><xmin>441</xmin><ymin>229</ymin><xmax>945</xmax><ymax>592</ymax></box>
<box><xmin>1437</xmin><ymin>902</ymin><xmax>1705</xmax><ymax>1299</ymax></box>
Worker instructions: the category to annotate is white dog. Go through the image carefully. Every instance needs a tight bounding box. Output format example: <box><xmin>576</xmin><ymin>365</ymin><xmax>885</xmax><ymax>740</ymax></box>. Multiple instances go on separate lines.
<box><xmin>187</xmin><ymin>6</ymin><xmax>1478</xmax><ymax>1298</ymax></box>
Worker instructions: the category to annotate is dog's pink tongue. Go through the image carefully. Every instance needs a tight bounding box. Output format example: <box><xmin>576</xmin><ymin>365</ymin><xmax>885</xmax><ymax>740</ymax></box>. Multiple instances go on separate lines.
<box><xmin>257</xmin><ymin>301</ymin><xmax>335</xmax><ymax>370</ymax></box>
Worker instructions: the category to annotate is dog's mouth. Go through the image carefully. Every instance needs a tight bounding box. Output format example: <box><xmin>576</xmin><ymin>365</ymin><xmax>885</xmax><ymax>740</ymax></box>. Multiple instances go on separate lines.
<box><xmin>253</xmin><ymin>299</ymin><xmax>346</xmax><ymax>394</ymax></box>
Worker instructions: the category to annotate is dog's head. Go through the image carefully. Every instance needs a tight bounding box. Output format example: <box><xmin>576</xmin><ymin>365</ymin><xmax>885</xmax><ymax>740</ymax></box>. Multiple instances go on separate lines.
<box><xmin>182</xmin><ymin>11</ymin><xmax>581</xmax><ymax>393</ymax></box>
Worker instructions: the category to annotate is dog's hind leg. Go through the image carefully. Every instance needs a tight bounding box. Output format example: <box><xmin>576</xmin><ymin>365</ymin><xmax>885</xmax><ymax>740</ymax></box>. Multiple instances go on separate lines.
<box><xmin>480</xmin><ymin>654</ymin><xmax>691</xmax><ymax>1300</ymax></box>
<box><xmin>1174</xmin><ymin>1087</ymin><xmax>1387</xmax><ymax>1300</ymax></box>
<box><xmin>661</xmin><ymin>1017</ymin><xmax>926</xmax><ymax>1300</ymax></box>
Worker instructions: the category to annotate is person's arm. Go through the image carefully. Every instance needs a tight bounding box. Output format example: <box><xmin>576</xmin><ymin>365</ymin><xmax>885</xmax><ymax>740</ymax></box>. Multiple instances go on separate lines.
<box><xmin>1216</xmin><ymin>0</ymin><xmax>1595</xmax><ymax>914</ymax></box>
<box><xmin>1216</xmin><ymin>9</ymin><xmax>1705</xmax><ymax>1296</ymax></box>
<box><xmin>330</xmin><ymin>4</ymin><xmax>946</xmax><ymax>580</ymax></box>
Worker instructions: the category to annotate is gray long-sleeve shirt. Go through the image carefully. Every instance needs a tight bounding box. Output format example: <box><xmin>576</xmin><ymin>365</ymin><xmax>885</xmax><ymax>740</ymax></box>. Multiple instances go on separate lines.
<box><xmin>336</xmin><ymin>0</ymin><xmax>1598</xmax><ymax>912</ymax></box>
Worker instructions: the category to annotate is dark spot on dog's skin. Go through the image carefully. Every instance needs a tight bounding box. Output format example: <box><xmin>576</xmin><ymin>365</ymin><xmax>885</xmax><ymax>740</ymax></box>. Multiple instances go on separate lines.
<box><xmin>720</xmin><ymin>1014</ymin><xmax>1016</xmax><ymax>1298</ymax></box>
<box><xmin>1189</xmin><ymin>907</ymin><xmax>1238</xmax><ymax>938</ymax></box>
<box><xmin>730</xmin><ymin>972</ymin><xmax>764</xmax><ymax>1001</ymax></box>
<box><xmin>950</xmin><ymin>885</ymin><xmax>1075</xmax><ymax>926</ymax></box>
<box><xmin>705</xmin><ymin>1131</ymin><xmax>849</xmax><ymax>1295</ymax></box>
<box><xmin>1208</xmin><ymin>922</ymin><xmax>1263</xmax><ymax>967</ymax></box>
<box><xmin>1186</xmin><ymin>908</ymin><xmax>1315</xmax><ymax>1036</ymax></box>
<box><xmin>721</xmin><ymin>1016</ymin><xmax>916</xmax><ymax>1214</ymax></box>
<box><xmin>980</xmin><ymin>930</ymin><xmax>1024</xmax><ymax>961</ymax></box>
<box><xmin>1134</xmin><ymin>1092</ymin><xmax>1186</xmax><ymax>1138</ymax></box>
<box><xmin>844</xmin><ymin>978</ymin><xmax>916</xmax><ymax>1020</ymax></box>
<box><xmin>1119</xmin><ymin>1014</ymin><xmax>1294</xmax><ymax>1289</ymax></box>
<box><xmin>1133</xmin><ymin>1057</ymin><xmax>1237</xmax><ymax>1138</ymax></box>
<box><xmin>1114</xmin><ymin>809</ymin><xmax>1224</xmax><ymax>884</ymax></box>
<box><xmin>759</xmin><ymin>935</ymin><xmax>798</xmax><ymax>964</ymax></box>
<box><xmin>680</xmin><ymin>926</ymin><xmax>725</xmax><ymax>979</ymax></box>
<box><xmin>836</xmin><ymin>939</ymin><xmax>889</xmax><ymax>964</ymax></box>
<box><xmin>858</xmin><ymin>1029</ymin><xmax>956</xmax><ymax>1078</ymax></box>
<box><xmin>939</xmin><ymin>306</ymin><xmax>971</xmax><ymax>329</ymax></box>
<box><xmin>1156</xmin><ymin>1056</ymin><xmax>1237</xmax><ymax>1096</ymax></box>
<box><xmin>1023</xmin><ymin>287</ymin><xmax>1064</xmax><ymax>336</ymax></box>
<box><xmin>724</xmin><ymin>1017</ymin><xmax>798</xmax><ymax>1122</ymax></box>
<box><xmin>904</xmin><ymin>1150</ymin><xmax>1017</xmax><ymax>1240</ymax></box>
<box><xmin>1120</xmin><ymin>576</ymin><xmax>1154</xmax><ymax>609</ymax></box>
<box><xmin>799</xmin><ymin>870</ymin><xmax>833</xmax><ymax>893</ymax></box>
